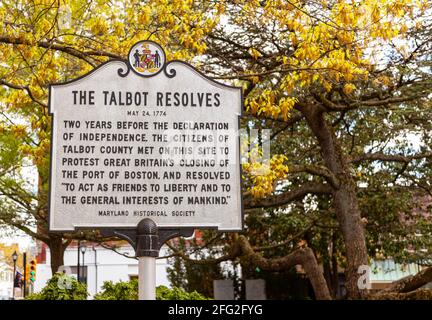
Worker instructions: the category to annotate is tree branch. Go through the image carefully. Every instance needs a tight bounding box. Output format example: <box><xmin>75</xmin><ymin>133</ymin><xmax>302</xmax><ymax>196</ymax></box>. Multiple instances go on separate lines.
<box><xmin>0</xmin><ymin>215</ymin><xmax>48</xmax><ymax>242</ymax></box>
<box><xmin>168</xmin><ymin>235</ymin><xmax>332</xmax><ymax>300</ymax></box>
<box><xmin>0</xmin><ymin>79</ymin><xmax>48</xmax><ymax>108</ymax></box>
<box><xmin>289</xmin><ymin>164</ymin><xmax>340</xmax><ymax>189</ymax></box>
<box><xmin>253</xmin><ymin>220</ymin><xmax>318</xmax><ymax>251</ymax></box>
<box><xmin>244</xmin><ymin>183</ymin><xmax>332</xmax><ymax>209</ymax></box>
<box><xmin>371</xmin><ymin>266</ymin><xmax>432</xmax><ymax>299</ymax></box>
<box><xmin>98</xmin><ymin>242</ymin><xmax>138</xmax><ymax>260</ymax></box>
<box><xmin>0</xmin><ymin>35</ymin><xmax>123</xmax><ymax>67</ymax></box>
<box><xmin>349</xmin><ymin>152</ymin><xmax>432</xmax><ymax>164</ymax></box>
<box><xmin>317</xmin><ymin>92</ymin><xmax>428</xmax><ymax>112</ymax></box>
<box><xmin>237</xmin><ymin>236</ymin><xmax>331</xmax><ymax>300</ymax></box>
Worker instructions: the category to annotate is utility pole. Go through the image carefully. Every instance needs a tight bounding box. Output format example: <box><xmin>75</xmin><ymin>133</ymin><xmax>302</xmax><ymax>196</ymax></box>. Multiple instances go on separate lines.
<box><xmin>23</xmin><ymin>252</ymin><xmax>27</xmax><ymax>298</ymax></box>
<box><xmin>77</xmin><ymin>240</ymin><xmax>81</xmax><ymax>282</ymax></box>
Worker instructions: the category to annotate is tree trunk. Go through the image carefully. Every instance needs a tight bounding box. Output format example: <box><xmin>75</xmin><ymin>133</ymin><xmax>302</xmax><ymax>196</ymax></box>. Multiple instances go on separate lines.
<box><xmin>48</xmin><ymin>236</ymin><xmax>66</xmax><ymax>275</ymax></box>
<box><xmin>301</xmin><ymin>105</ymin><xmax>368</xmax><ymax>299</ymax></box>
<box><xmin>237</xmin><ymin>236</ymin><xmax>332</xmax><ymax>299</ymax></box>
<box><xmin>331</xmin><ymin>242</ymin><xmax>340</xmax><ymax>298</ymax></box>
<box><xmin>323</xmin><ymin>259</ymin><xmax>333</xmax><ymax>297</ymax></box>
<box><xmin>322</xmin><ymin>234</ymin><xmax>336</xmax><ymax>298</ymax></box>
<box><xmin>370</xmin><ymin>289</ymin><xmax>432</xmax><ymax>300</ymax></box>
<box><xmin>368</xmin><ymin>266</ymin><xmax>432</xmax><ymax>299</ymax></box>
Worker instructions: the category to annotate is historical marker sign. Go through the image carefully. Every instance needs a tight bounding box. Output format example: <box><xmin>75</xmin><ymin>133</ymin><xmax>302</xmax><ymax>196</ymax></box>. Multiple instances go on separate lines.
<box><xmin>49</xmin><ymin>41</ymin><xmax>243</xmax><ymax>232</ymax></box>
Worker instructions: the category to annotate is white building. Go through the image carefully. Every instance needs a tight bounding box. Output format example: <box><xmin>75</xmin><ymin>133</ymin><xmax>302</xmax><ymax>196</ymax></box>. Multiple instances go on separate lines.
<box><xmin>0</xmin><ymin>261</ymin><xmax>13</xmax><ymax>299</ymax></box>
<box><xmin>34</xmin><ymin>242</ymin><xmax>171</xmax><ymax>298</ymax></box>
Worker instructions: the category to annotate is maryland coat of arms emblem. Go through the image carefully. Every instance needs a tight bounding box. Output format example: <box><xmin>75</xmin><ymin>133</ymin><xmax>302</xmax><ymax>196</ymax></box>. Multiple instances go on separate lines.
<box><xmin>128</xmin><ymin>41</ymin><xmax>165</xmax><ymax>77</ymax></box>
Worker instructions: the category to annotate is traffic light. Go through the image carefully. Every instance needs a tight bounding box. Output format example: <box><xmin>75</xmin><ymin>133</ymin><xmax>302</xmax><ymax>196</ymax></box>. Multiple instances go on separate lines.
<box><xmin>25</xmin><ymin>264</ymin><xmax>30</xmax><ymax>283</ymax></box>
<box><xmin>29</xmin><ymin>259</ymin><xmax>37</xmax><ymax>284</ymax></box>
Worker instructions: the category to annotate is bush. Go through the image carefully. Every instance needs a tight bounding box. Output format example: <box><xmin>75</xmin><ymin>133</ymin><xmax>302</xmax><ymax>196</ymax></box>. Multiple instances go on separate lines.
<box><xmin>94</xmin><ymin>279</ymin><xmax>138</xmax><ymax>300</ymax></box>
<box><xmin>156</xmin><ymin>285</ymin><xmax>210</xmax><ymax>300</ymax></box>
<box><xmin>94</xmin><ymin>279</ymin><xmax>210</xmax><ymax>300</ymax></box>
<box><xmin>26</xmin><ymin>275</ymin><xmax>209</xmax><ymax>300</ymax></box>
<box><xmin>26</xmin><ymin>272</ymin><xmax>88</xmax><ymax>300</ymax></box>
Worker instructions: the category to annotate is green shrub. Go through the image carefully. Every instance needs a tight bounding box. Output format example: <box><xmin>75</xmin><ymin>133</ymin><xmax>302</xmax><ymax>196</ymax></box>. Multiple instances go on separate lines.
<box><xmin>26</xmin><ymin>272</ymin><xmax>88</xmax><ymax>300</ymax></box>
<box><xmin>26</xmin><ymin>275</ymin><xmax>210</xmax><ymax>300</ymax></box>
<box><xmin>94</xmin><ymin>279</ymin><xmax>210</xmax><ymax>300</ymax></box>
<box><xmin>156</xmin><ymin>285</ymin><xmax>210</xmax><ymax>300</ymax></box>
<box><xmin>94</xmin><ymin>279</ymin><xmax>138</xmax><ymax>300</ymax></box>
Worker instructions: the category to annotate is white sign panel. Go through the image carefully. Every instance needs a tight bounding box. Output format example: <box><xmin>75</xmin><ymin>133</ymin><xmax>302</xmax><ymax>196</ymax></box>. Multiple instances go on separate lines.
<box><xmin>49</xmin><ymin>41</ymin><xmax>243</xmax><ymax>231</ymax></box>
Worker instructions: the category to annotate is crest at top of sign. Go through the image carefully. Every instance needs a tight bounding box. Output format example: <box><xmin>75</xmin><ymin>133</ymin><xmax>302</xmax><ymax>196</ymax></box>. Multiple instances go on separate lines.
<box><xmin>128</xmin><ymin>41</ymin><xmax>166</xmax><ymax>77</ymax></box>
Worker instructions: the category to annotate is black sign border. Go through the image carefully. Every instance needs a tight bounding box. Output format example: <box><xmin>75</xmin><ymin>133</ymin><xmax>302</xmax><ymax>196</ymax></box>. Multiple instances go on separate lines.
<box><xmin>47</xmin><ymin>46</ymin><xmax>245</xmax><ymax>234</ymax></box>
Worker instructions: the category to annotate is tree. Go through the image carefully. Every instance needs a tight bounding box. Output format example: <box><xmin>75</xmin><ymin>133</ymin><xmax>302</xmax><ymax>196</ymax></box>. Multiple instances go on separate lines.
<box><xmin>0</xmin><ymin>242</ymin><xmax>23</xmax><ymax>267</ymax></box>
<box><xmin>0</xmin><ymin>0</ymin><xmax>222</xmax><ymax>273</ymax></box>
<box><xmin>198</xmin><ymin>0</ymin><xmax>432</xmax><ymax>298</ymax></box>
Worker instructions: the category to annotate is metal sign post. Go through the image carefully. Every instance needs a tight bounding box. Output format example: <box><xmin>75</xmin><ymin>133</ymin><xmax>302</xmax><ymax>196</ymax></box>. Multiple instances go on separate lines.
<box><xmin>100</xmin><ymin>219</ymin><xmax>193</xmax><ymax>300</ymax></box>
<box><xmin>138</xmin><ymin>257</ymin><xmax>156</xmax><ymax>300</ymax></box>
<box><xmin>136</xmin><ymin>219</ymin><xmax>158</xmax><ymax>300</ymax></box>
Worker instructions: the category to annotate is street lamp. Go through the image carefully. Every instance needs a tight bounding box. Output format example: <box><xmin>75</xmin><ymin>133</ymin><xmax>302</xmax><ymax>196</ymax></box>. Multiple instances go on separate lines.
<box><xmin>11</xmin><ymin>251</ymin><xmax>18</xmax><ymax>300</ymax></box>
<box><xmin>80</xmin><ymin>242</ymin><xmax>87</xmax><ymax>283</ymax></box>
